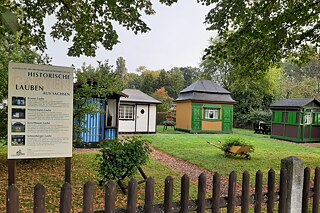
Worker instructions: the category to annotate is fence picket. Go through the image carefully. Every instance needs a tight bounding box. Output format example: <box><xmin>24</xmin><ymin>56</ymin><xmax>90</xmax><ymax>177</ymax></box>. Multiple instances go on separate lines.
<box><xmin>302</xmin><ymin>167</ymin><xmax>310</xmax><ymax>213</ymax></box>
<box><xmin>164</xmin><ymin>176</ymin><xmax>174</xmax><ymax>213</ymax></box>
<box><xmin>278</xmin><ymin>169</ymin><xmax>287</xmax><ymax>213</ymax></box>
<box><xmin>144</xmin><ymin>177</ymin><xmax>155</xmax><ymax>213</ymax></box>
<box><xmin>212</xmin><ymin>172</ymin><xmax>221</xmax><ymax>213</ymax></box>
<box><xmin>5</xmin><ymin>160</ymin><xmax>320</xmax><ymax>213</ymax></box>
<box><xmin>254</xmin><ymin>170</ymin><xmax>263</xmax><ymax>213</ymax></box>
<box><xmin>267</xmin><ymin>169</ymin><xmax>275</xmax><ymax>213</ymax></box>
<box><xmin>127</xmin><ymin>179</ymin><xmax>138</xmax><ymax>213</ymax></box>
<box><xmin>82</xmin><ymin>181</ymin><xmax>95</xmax><ymax>213</ymax></box>
<box><xmin>312</xmin><ymin>167</ymin><xmax>320</xmax><ymax>213</ymax></box>
<box><xmin>197</xmin><ymin>173</ymin><xmax>206</xmax><ymax>213</ymax></box>
<box><xmin>105</xmin><ymin>181</ymin><xmax>116</xmax><ymax>213</ymax></box>
<box><xmin>241</xmin><ymin>171</ymin><xmax>250</xmax><ymax>213</ymax></box>
<box><xmin>59</xmin><ymin>182</ymin><xmax>72</xmax><ymax>213</ymax></box>
<box><xmin>34</xmin><ymin>183</ymin><xmax>46</xmax><ymax>213</ymax></box>
<box><xmin>181</xmin><ymin>174</ymin><xmax>190</xmax><ymax>213</ymax></box>
<box><xmin>7</xmin><ymin>185</ymin><xmax>19</xmax><ymax>213</ymax></box>
<box><xmin>227</xmin><ymin>171</ymin><xmax>237</xmax><ymax>213</ymax></box>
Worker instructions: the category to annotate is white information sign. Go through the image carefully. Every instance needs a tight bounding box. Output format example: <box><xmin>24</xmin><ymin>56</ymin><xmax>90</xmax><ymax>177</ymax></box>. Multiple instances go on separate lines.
<box><xmin>8</xmin><ymin>62</ymin><xmax>73</xmax><ymax>159</ymax></box>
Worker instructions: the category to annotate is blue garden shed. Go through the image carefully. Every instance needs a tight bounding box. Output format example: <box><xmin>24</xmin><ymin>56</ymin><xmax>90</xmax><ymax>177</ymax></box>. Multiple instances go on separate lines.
<box><xmin>74</xmin><ymin>82</ymin><xmax>127</xmax><ymax>143</ymax></box>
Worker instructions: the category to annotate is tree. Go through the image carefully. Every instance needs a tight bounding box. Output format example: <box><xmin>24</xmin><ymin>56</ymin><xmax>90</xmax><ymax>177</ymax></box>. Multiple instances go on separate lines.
<box><xmin>166</xmin><ymin>67</ymin><xmax>185</xmax><ymax>99</ymax></box>
<box><xmin>126</xmin><ymin>73</ymin><xmax>142</xmax><ymax>89</ymax></box>
<box><xmin>152</xmin><ymin>87</ymin><xmax>173</xmax><ymax>112</ymax></box>
<box><xmin>282</xmin><ymin>55</ymin><xmax>320</xmax><ymax>99</ymax></box>
<box><xmin>230</xmin><ymin>67</ymin><xmax>283</xmax><ymax>128</ymax></box>
<box><xmin>179</xmin><ymin>67</ymin><xmax>200</xmax><ymax>88</ymax></box>
<box><xmin>200</xmin><ymin>0</ymin><xmax>320</xmax><ymax>73</ymax></box>
<box><xmin>201</xmin><ymin>37</ymin><xmax>284</xmax><ymax>128</ymax></box>
<box><xmin>200</xmin><ymin>56</ymin><xmax>231</xmax><ymax>90</ymax></box>
<box><xmin>1</xmin><ymin>0</ymin><xmax>177</xmax><ymax>57</ymax></box>
<box><xmin>140</xmin><ymin>70</ymin><xmax>160</xmax><ymax>95</ymax></box>
<box><xmin>0</xmin><ymin>35</ymin><xmax>50</xmax><ymax>103</ymax></box>
<box><xmin>115</xmin><ymin>56</ymin><xmax>128</xmax><ymax>86</ymax></box>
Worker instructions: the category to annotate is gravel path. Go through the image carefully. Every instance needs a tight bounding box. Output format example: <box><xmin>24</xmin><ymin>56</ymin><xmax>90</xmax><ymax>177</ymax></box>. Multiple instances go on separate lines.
<box><xmin>149</xmin><ymin>146</ymin><xmax>233</xmax><ymax>195</ymax></box>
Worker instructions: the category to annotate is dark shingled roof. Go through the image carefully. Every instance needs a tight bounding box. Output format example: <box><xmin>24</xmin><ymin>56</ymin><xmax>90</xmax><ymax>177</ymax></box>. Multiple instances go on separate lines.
<box><xmin>180</xmin><ymin>80</ymin><xmax>230</xmax><ymax>94</ymax></box>
<box><xmin>176</xmin><ymin>80</ymin><xmax>236</xmax><ymax>103</ymax></box>
<box><xmin>121</xmin><ymin>89</ymin><xmax>161</xmax><ymax>104</ymax></box>
<box><xmin>270</xmin><ymin>98</ymin><xmax>320</xmax><ymax>108</ymax></box>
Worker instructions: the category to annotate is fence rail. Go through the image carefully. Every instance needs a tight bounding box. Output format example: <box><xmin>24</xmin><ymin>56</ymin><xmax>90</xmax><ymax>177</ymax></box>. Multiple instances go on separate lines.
<box><xmin>6</xmin><ymin>165</ymin><xmax>320</xmax><ymax>213</ymax></box>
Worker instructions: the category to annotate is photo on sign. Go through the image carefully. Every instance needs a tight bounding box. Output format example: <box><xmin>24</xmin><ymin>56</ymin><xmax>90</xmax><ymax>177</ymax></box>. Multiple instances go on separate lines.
<box><xmin>11</xmin><ymin>135</ymin><xmax>25</xmax><ymax>146</ymax></box>
<box><xmin>12</xmin><ymin>96</ymin><xmax>26</xmax><ymax>106</ymax></box>
<box><xmin>12</xmin><ymin>108</ymin><xmax>26</xmax><ymax>119</ymax></box>
<box><xmin>11</xmin><ymin>122</ymin><xmax>26</xmax><ymax>132</ymax></box>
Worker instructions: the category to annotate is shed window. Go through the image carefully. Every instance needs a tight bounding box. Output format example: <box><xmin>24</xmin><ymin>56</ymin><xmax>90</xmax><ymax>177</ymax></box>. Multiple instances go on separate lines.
<box><xmin>204</xmin><ymin>108</ymin><xmax>219</xmax><ymax>120</ymax></box>
<box><xmin>273</xmin><ymin>111</ymin><xmax>282</xmax><ymax>123</ymax></box>
<box><xmin>304</xmin><ymin>113</ymin><xmax>311</xmax><ymax>125</ymax></box>
<box><xmin>313</xmin><ymin>113</ymin><xmax>320</xmax><ymax>124</ymax></box>
<box><xmin>287</xmin><ymin>112</ymin><xmax>297</xmax><ymax>125</ymax></box>
<box><xmin>119</xmin><ymin>105</ymin><xmax>134</xmax><ymax>119</ymax></box>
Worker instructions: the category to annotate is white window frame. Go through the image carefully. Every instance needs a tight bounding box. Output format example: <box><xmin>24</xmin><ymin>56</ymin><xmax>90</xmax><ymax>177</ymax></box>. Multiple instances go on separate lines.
<box><xmin>204</xmin><ymin>108</ymin><xmax>219</xmax><ymax>120</ymax></box>
<box><xmin>305</xmin><ymin>113</ymin><xmax>311</xmax><ymax>125</ymax></box>
<box><xmin>119</xmin><ymin>105</ymin><xmax>134</xmax><ymax>120</ymax></box>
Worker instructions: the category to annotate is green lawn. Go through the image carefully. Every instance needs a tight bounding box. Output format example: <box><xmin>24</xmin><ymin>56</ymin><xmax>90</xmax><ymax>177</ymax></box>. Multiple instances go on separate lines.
<box><xmin>144</xmin><ymin>127</ymin><xmax>320</xmax><ymax>183</ymax></box>
<box><xmin>0</xmin><ymin>148</ymin><xmax>198</xmax><ymax>212</ymax></box>
<box><xmin>2</xmin><ymin>127</ymin><xmax>320</xmax><ymax>211</ymax></box>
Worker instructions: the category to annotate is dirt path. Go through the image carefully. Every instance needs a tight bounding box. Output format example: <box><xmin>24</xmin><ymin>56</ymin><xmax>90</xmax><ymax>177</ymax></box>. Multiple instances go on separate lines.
<box><xmin>149</xmin><ymin>146</ymin><xmax>235</xmax><ymax>195</ymax></box>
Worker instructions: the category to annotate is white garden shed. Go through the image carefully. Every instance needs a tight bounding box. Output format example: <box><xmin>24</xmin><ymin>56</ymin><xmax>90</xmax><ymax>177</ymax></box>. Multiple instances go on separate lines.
<box><xmin>119</xmin><ymin>89</ymin><xmax>161</xmax><ymax>133</ymax></box>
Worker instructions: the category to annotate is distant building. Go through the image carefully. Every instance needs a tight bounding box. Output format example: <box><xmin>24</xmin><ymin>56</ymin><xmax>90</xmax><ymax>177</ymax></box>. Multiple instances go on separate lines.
<box><xmin>119</xmin><ymin>89</ymin><xmax>161</xmax><ymax>134</ymax></box>
<box><xmin>270</xmin><ymin>98</ymin><xmax>320</xmax><ymax>142</ymax></box>
<box><xmin>175</xmin><ymin>80</ymin><xmax>236</xmax><ymax>133</ymax></box>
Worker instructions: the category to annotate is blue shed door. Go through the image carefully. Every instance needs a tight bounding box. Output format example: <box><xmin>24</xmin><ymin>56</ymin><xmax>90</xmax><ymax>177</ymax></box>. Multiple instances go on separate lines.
<box><xmin>80</xmin><ymin>98</ymin><xmax>106</xmax><ymax>143</ymax></box>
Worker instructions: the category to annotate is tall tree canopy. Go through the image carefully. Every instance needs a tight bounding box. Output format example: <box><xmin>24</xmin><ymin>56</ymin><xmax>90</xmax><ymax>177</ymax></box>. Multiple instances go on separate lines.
<box><xmin>1</xmin><ymin>0</ymin><xmax>177</xmax><ymax>57</ymax></box>
<box><xmin>0</xmin><ymin>34</ymin><xmax>49</xmax><ymax>102</ymax></box>
<box><xmin>200</xmin><ymin>0</ymin><xmax>320</xmax><ymax>73</ymax></box>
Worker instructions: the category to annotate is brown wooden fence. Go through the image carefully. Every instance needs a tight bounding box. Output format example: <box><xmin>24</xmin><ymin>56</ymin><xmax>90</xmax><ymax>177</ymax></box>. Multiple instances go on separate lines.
<box><xmin>6</xmin><ymin>166</ymin><xmax>320</xmax><ymax>213</ymax></box>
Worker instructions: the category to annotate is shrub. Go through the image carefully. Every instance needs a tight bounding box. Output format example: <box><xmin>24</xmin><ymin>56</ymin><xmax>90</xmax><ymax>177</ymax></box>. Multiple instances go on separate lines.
<box><xmin>95</xmin><ymin>136</ymin><xmax>151</xmax><ymax>184</ymax></box>
<box><xmin>234</xmin><ymin>109</ymin><xmax>272</xmax><ymax>129</ymax></box>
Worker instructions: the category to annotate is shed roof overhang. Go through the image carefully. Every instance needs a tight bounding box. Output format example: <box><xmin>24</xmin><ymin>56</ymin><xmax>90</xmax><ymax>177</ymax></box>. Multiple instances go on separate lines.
<box><xmin>175</xmin><ymin>92</ymin><xmax>236</xmax><ymax>104</ymax></box>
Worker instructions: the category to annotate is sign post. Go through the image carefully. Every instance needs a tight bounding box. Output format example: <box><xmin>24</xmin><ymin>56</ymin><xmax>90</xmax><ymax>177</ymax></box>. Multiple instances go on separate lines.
<box><xmin>7</xmin><ymin>62</ymin><xmax>73</xmax><ymax>185</ymax></box>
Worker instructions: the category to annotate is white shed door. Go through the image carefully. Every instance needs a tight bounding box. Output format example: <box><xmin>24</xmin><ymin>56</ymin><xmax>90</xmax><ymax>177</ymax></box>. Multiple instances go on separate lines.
<box><xmin>136</xmin><ymin>105</ymin><xmax>148</xmax><ymax>132</ymax></box>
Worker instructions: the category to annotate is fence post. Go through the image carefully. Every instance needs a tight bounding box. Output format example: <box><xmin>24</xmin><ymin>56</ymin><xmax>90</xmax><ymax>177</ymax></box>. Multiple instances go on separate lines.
<box><xmin>281</xmin><ymin>156</ymin><xmax>304</xmax><ymax>213</ymax></box>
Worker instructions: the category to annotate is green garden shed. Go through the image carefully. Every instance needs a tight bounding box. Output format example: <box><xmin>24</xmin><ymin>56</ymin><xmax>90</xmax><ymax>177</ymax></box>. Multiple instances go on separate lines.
<box><xmin>175</xmin><ymin>80</ymin><xmax>236</xmax><ymax>133</ymax></box>
<box><xmin>270</xmin><ymin>98</ymin><xmax>320</xmax><ymax>143</ymax></box>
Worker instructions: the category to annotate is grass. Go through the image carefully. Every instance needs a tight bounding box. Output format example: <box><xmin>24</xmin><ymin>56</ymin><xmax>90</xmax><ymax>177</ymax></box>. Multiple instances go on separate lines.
<box><xmin>156</xmin><ymin>125</ymin><xmax>184</xmax><ymax>134</ymax></box>
<box><xmin>143</xmin><ymin>126</ymin><xmax>320</xmax><ymax>183</ymax></box>
<box><xmin>2</xmin><ymin>127</ymin><xmax>320</xmax><ymax>211</ymax></box>
<box><xmin>0</xmin><ymin>149</ymin><xmax>198</xmax><ymax>212</ymax></box>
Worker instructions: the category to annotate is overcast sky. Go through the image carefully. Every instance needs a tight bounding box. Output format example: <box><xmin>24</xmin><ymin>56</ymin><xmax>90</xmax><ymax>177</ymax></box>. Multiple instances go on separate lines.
<box><xmin>44</xmin><ymin>1</ymin><xmax>215</xmax><ymax>73</ymax></box>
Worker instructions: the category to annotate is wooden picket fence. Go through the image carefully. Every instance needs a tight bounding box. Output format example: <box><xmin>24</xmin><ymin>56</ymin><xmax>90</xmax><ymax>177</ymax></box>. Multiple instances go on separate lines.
<box><xmin>6</xmin><ymin>167</ymin><xmax>320</xmax><ymax>213</ymax></box>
